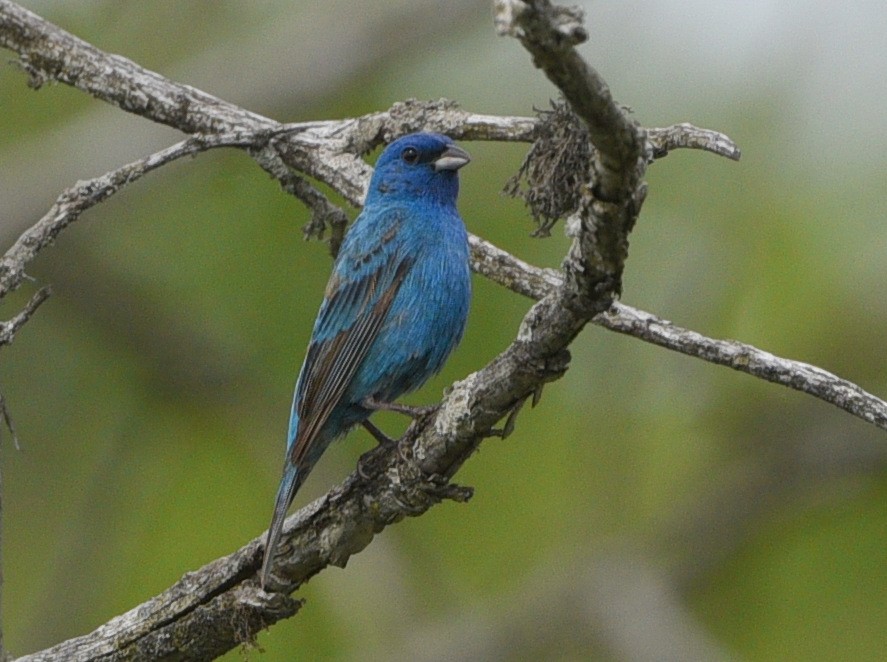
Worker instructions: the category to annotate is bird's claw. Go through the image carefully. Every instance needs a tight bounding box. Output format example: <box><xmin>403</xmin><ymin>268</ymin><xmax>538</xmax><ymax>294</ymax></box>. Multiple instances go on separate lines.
<box><xmin>489</xmin><ymin>395</ymin><xmax>529</xmax><ymax>439</ymax></box>
<box><xmin>362</xmin><ymin>419</ymin><xmax>396</xmax><ymax>446</ymax></box>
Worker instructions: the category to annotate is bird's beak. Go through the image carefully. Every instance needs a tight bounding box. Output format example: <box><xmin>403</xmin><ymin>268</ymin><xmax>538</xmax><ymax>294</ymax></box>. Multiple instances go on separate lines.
<box><xmin>433</xmin><ymin>145</ymin><xmax>471</xmax><ymax>172</ymax></box>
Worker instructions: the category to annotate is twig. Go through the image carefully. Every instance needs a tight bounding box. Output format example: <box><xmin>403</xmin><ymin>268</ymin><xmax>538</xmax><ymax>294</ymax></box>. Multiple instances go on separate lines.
<box><xmin>648</xmin><ymin>123</ymin><xmax>742</xmax><ymax>161</ymax></box>
<box><xmin>0</xmin><ymin>133</ymin><xmax>271</xmax><ymax>300</ymax></box>
<box><xmin>249</xmin><ymin>144</ymin><xmax>349</xmax><ymax>256</ymax></box>
<box><xmin>0</xmin><ymin>1</ymin><xmax>277</xmax><ymax>135</ymax></box>
<box><xmin>599</xmin><ymin>303</ymin><xmax>887</xmax><ymax>431</ymax></box>
<box><xmin>0</xmin><ymin>286</ymin><xmax>50</xmax><ymax>349</ymax></box>
<box><xmin>469</xmin><ymin>234</ymin><xmax>560</xmax><ymax>300</ymax></box>
<box><xmin>469</xmin><ymin>241</ymin><xmax>887</xmax><ymax>433</ymax></box>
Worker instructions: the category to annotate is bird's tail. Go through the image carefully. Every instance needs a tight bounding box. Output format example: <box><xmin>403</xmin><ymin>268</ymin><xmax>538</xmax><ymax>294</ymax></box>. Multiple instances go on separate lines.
<box><xmin>260</xmin><ymin>465</ymin><xmax>301</xmax><ymax>589</ymax></box>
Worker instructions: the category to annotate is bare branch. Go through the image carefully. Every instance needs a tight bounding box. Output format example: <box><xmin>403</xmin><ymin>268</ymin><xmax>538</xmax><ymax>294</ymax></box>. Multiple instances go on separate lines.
<box><xmin>648</xmin><ymin>123</ymin><xmax>742</xmax><ymax>161</ymax></box>
<box><xmin>1</xmin><ymin>0</ymin><xmax>542</xmax><ymax>148</ymax></box>
<box><xmin>0</xmin><ymin>286</ymin><xmax>50</xmax><ymax>349</ymax></box>
<box><xmin>0</xmin><ymin>132</ymin><xmax>270</xmax><ymax>300</ymax></box>
<box><xmin>469</xmin><ymin>234</ymin><xmax>560</xmax><ymax>300</ymax></box>
<box><xmin>599</xmin><ymin>303</ymin><xmax>887</xmax><ymax>432</ymax></box>
<box><xmin>470</xmin><ymin>245</ymin><xmax>887</xmax><ymax>432</ymax></box>
<box><xmin>0</xmin><ymin>2</ymin><xmax>536</xmax><ymax>210</ymax></box>
<box><xmin>249</xmin><ymin>145</ymin><xmax>349</xmax><ymax>256</ymax></box>
<box><xmin>0</xmin><ymin>1</ymin><xmax>276</xmax><ymax>135</ymax></box>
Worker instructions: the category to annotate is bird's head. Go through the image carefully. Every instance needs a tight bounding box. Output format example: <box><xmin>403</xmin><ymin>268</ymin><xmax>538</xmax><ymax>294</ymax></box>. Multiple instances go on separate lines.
<box><xmin>366</xmin><ymin>132</ymin><xmax>471</xmax><ymax>208</ymax></box>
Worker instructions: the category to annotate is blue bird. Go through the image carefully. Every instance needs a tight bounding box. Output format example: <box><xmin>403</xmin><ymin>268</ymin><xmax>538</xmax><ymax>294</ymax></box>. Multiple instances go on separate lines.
<box><xmin>261</xmin><ymin>132</ymin><xmax>472</xmax><ymax>587</ymax></box>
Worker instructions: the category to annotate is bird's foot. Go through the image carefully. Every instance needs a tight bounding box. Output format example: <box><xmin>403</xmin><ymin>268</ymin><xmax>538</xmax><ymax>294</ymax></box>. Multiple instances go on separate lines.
<box><xmin>356</xmin><ymin>452</ymin><xmax>376</xmax><ymax>481</ymax></box>
<box><xmin>357</xmin><ymin>419</ymin><xmax>399</xmax><ymax>480</ymax></box>
<box><xmin>362</xmin><ymin>419</ymin><xmax>396</xmax><ymax>446</ymax></box>
<box><xmin>362</xmin><ymin>397</ymin><xmax>439</xmax><ymax>419</ymax></box>
<box><xmin>357</xmin><ymin>423</ymin><xmax>418</xmax><ymax>480</ymax></box>
<box><xmin>488</xmin><ymin>390</ymin><xmax>539</xmax><ymax>439</ymax></box>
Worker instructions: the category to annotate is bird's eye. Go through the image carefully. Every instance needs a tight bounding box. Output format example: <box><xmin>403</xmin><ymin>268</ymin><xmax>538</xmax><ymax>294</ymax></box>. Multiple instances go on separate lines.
<box><xmin>401</xmin><ymin>147</ymin><xmax>419</xmax><ymax>164</ymax></box>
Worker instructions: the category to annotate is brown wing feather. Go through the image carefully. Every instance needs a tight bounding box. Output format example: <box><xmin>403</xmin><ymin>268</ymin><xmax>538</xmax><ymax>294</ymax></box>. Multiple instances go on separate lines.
<box><xmin>288</xmin><ymin>257</ymin><xmax>413</xmax><ymax>467</ymax></box>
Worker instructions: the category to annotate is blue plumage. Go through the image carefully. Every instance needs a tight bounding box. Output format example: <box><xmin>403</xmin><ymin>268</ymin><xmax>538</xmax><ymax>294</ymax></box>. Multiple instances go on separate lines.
<box><xmin>261</xmin><ymin>132</ymin><xmax>472</xmax><ymax>587</ymax></box>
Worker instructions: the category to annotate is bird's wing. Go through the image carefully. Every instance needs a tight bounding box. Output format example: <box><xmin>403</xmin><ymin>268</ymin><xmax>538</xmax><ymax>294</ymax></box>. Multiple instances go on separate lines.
<box><xmin>287</xmin><ymin>252</ymin><xmax>414</xmax><ymax>467</ymax></box>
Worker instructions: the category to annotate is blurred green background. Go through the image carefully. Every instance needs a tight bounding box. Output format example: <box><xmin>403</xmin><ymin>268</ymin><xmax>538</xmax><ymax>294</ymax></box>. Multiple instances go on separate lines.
<box><xmin>2</xmin><ymin>1</ymin><xmax>886</xmax><ymax>660</ymax></box>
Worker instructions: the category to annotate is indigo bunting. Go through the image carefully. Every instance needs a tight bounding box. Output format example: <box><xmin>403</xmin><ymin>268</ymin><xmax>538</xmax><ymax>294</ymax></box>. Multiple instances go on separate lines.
<box><xmin>261</xmin><ymin>132</ymin><xmax>472</xmax><ymax>587</ymax></box>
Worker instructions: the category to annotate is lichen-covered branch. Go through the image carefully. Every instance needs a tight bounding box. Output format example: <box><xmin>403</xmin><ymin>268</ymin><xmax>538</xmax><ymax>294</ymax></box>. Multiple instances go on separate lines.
<box><xmin>0</xmin><ymin>1</ymin><xmax>276</xmax><ymax>134</ymax></box>
<box><xmin>0</xmin><ymin>132</ymin><xmax>275</xmax><ymax>301</ymax></box>
<box><xmin>470</xmin><ymin>242</ymin><xmax>887</xmax><ymax>432</ymax></box>
<box><xmin>494</xmin><ymin>0</ymin><xmax>644</xmax><ymax>200</ymax></box>
<box><xmin>598</xmin><ymin>303</ymin><xmax>887</xmax><ymax>431</ymax></box>
<box><xmin>248</xmin><ymin>145</ymin><xmax>350</xmax><ymax>256</ymax></box>
<box><xmin>495</xmin><ymin>1</ymin><xmax>647</xmax><ymax>313</ymax></box>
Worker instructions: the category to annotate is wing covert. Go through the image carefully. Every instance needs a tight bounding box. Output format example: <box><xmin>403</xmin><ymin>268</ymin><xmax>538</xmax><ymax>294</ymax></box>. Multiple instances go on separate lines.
<box><xmin>288</xmin><ymin>255</ymin><xmax>413</xmax><ymax>467</ymax></box>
